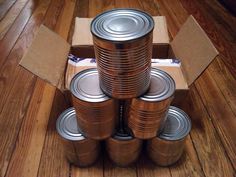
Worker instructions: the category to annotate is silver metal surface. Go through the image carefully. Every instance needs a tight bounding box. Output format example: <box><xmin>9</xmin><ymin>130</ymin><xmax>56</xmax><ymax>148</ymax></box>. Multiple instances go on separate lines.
<box><xmin>56</xmin><ymin>107</ymin><xmax>85</xmax><ymax>141</ymax></box>
<box><xmin>91</xmin><ymin>9</ymin><xmax>153</xmax><ymax>99</ymax></box>
<box><xmin>140</xmin><ymin>68</ymin><xmax>176</xmax><ymax>102</ymax></box>
<box><xmin>91</xmin><ymin>9</ymin><xmax>154</xmax><ymax>42</ymax></box>
<box><xmin>159</xmin><ymin>106</ymin><xmax>191</xmax><ymax>141</ymax></box>
<box><xmin>70</xmin><ymin>68</ymin><xmax>109</xmax><ymax>102</ymax></box>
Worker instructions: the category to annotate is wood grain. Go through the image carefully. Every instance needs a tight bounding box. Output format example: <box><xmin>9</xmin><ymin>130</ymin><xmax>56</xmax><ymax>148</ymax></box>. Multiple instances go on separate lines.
<box><xmin>137</xmin><ymin>154</ymin><xmax>171</xmax><ymax>177</ymax></box>
<box><xmin>0</xmin><ymin>0</ymin><xmax>29</xmax><ymax>40</ymax></box>
<box><xmin>37</xmin><ymin>90</ymin><xmax>70</xmax><ymax>177</ymax></box>
<box><xmin>0</xmin><ymin>0</ymin><xmax>16</xmax><ymax>20</ymax></box>
<box><xmin>104</xmin><ymin>156</ymin><xmax>137</xmax><ymax>177</ymax></box>
<box><xmin>169</xmin><ymin>136</ymin><xmax>204</xmax><ymax>177</ymax></box>
<box><xmin>5</xmin><ymin>79</ymin><xmax>55</xmax><ymax>177</ymax></box>
<box><xmin>71</xmin><ymin>158</ymin><xmax>103</xmax><ymax>177</ymax></box>
<box><xmin>181</xmin><ymin>84</ymin><xmax>235</xmax><ymax>177</ymax></box>
<box><xmin>0</xmin><ymin>0</ymin><xmax>37</xmax><ymax>72</ymax></box>
<box><xmin>0</xmin><ymin>0</ymin><xmax>51</xmax><ymax>176</ymax></box>
<box><xmin>195</xmin><ymin>70</ymin><xmax>236</xmax><ymax>169</ymax></box>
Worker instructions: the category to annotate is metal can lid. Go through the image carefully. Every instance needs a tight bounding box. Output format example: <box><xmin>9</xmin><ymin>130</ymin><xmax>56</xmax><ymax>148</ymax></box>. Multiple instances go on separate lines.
<box><xmin>158</xmin><ymin>106</ymin><xmax>191</xmax><ymax>141</ymax></box>
<box><xmin>91</xmin><ymin>8</ymin><xmax>154</xmax><ymax>42</ymax></box>
<box><xmin>56</xmin><ymin>107</ymin><xmax>85</xmax><ymax>141</ymax></box>
<box><xmin>140</xmin><ymin>68</ymin><xmax>175</xmax><ymax>102</ymax></box>
<box><xmin>70</xmin><ymin>68</ymin><xmax>110</xmax><ymax>102</ymax></box>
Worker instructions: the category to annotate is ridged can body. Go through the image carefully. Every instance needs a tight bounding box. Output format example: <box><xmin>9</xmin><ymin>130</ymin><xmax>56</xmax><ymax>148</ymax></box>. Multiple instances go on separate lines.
<box><xmin>70</xmin><ymin>68</ymin><xmax>118</xmax><ymax>140</ymax></box>
<box><xmin>56</xmin><ymin>108</ymin><xmax>100</xmax><ymax>167</ymax></box>
<box><xmin>106</xmin><ymin>132</ymin><xmax>143</xmax><ymax>166</ymax></box>
<box><xmin>127</xmin><ymin>68</ymin><xmax>176</xmax><ymax>139</ymax></box>
<box><xmin>147</xmin><ymin>106</ymin><xmax>191</xmax><ymax>166</ymax></box>
<box><xmin>91</xmin><ymin>9</ymin><xmax>154</xmax><ymax>99</ymax></box>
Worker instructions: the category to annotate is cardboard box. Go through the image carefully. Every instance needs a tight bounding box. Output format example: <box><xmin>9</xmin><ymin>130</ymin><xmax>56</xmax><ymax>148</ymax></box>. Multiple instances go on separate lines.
<box><xmin>20</xmin><ymin>16</ymin><xmax>218</xmax><ymax>106</ymax></box>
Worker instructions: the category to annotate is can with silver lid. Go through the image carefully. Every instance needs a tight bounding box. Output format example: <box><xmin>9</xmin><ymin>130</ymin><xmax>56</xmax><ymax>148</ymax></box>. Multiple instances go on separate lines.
<box><xmin>91</xmin><ymin>9</ymin><xmax>154</xmax><ymax>99</ymax></box>
<box><xmin>147</xmin><ymin>106</ymin><xmax>191</xmax><ymax>166</ymax></box>
<box><xmin>56</xmin><ymin>107</ymin><xmax>100</xmax><ymax>167</ymax></box>
<box><xmin>106</xmin><ymin>130</ymin><xmax>143</xmax><ymax>166</ymax></box>
<box><xmin>70</xmin><ymin>68</ymin><xmax>118</xmax><ymax>140</ymax></box>
<box><xmin>127</xmin><ymin>68</ymin><xmax>175</xmax><ymax>139</ymax></box>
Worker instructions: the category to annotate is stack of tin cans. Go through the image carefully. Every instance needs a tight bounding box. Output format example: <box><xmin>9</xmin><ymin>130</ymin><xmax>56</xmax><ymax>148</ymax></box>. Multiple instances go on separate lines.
<box><xmin>56</xmin><ymin>9</ymin><xmax>191</xmax><ymax>168</ymax></box>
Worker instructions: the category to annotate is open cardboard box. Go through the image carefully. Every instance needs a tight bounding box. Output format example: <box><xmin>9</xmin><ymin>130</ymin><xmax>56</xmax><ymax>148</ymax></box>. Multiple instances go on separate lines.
<box><xmin>20</xmin><ymin>15</ymin><xmax>218</xmax><ymax>106</ymax></box>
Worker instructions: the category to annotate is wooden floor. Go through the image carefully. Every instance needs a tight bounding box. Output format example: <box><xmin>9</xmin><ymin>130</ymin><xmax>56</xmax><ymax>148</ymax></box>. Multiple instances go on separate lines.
<box><xmin>0</xmin><ymin>0</ymin><xmax>236</xmax><ymax>177</ymax></box>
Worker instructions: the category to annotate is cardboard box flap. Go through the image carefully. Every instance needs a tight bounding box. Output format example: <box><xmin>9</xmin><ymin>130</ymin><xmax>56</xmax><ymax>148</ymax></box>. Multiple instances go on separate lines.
<box><xmin>152</xmin><ymin>16</ymin><xmax>169</xmax><ymax>44</ymax></box>
<box><xmin>72</xmin><ymin>18</ymin><xmax>94</xmax><ymax>46</ymax></box>
<box><xmin>20</xmin><ymin>25</ymin><xmax>70</xmax><ymax>89</ymax></box>
<box><xmin>170</xmin><ymin>15</ymin><xmax>219</xmax><ymax>86</ymax></box>
<box><xmin>72</xmin><ymin>16</ymin><xmax>169</xmax><ymax>47</ymax></box>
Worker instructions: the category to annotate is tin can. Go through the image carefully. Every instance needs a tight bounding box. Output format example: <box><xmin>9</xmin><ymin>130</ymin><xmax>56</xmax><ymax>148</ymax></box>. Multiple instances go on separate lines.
<box><xmin>56</xmin><ymin>108</ymin><xmax>100</xmax><ymax>167</ymax></box>
<box><xmin>91</xmin><ymin>9</ymin><xmax>154</xmax><ymax>99</ymax></box>
<box><xmin>70</xmin><ymin>68</ymin><xmax>118</xmax><ymax>140</ymax></box>
<box><xmin>106</xmin><ymin>131</ymin><xmax>142</xmax><ymax>166</ymax></box>
<box><xmin>127</xmin><ymin>68</ymin><xmax>175</xmax><ymax>139</ymax></box>
<box><xmin>147</xmin><ymin>106</ymin><xmax>191</xmax><ymax>166</ymax></box>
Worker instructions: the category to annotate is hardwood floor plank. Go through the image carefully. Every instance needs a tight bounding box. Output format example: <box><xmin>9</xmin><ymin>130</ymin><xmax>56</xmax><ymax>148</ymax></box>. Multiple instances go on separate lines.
<box><xmin>4</xmin><ymin>79</ymin><xmax>55</xmax><ymax>177</ymax></box>
<box><xmin>208</xmin><ymin>58</ymin><xmax>236</xmax><ymax>116</ymax></box>
<box><xmin>104</xmin><ymin>156</ymin><xmax>136</xmax><ymax>177</ymax></box>
<box><xmin>0</xmin><ymin>0</ymin><xmax>51</xmax><ymax>176</ymax></box>
<box><xmin>180</xmin><ymin>85</ymin><xmax>235</xmax><ymax>177</ymax></box>
<box><xmin>0</xmin><ymin>70</ymin><xmax>36</xmax><ymax>177</ymax></box>
<box><xmin>196</xmin><ymin>0</ymin><xmax>236</xmax><ymax>43</ymax></box>
<box><xmin>77</xmin><ymin>0</ymin><xmax>89</xmax><ymax>17</ymax></box>
<box><xmin>0</xmin><ymin>0</ymin><xmax>37</xmax><ymax>72</ymax></box>
<box><xmin>37</xmin><ymin>90</ymin><xmax>70</xmax><ymax>177</ymax></box>
<box><xmin>0</xmin><ymin>0</ymin><xmax>50</xmax><ymax>115</ymax></box>
<box><xmin>114</xmin><ymin>0</ymin><xmax>129</xmax><ymax>8</ymax></box>
<box><xmin>137</xmin><ymin>154</ymin><xmax>171</xmax><ymax>177</ymax></box>
<box><xmin>139</xmin><ymin>0</ymin><xmax>159</xmax><ymax>16</ymax></box>
<box><xmin>195</xmin><ymin>70</ymin><xmax>236</xmax><ymax>170</ymax></box>
<box><xmin>43</xmin><ymin>0</ymin><xmax>65</xmax><ymax>29</ymax></box>
<box><xmin>0</xmin><ymin>0</ymin><xmax>16</xmax><ymax>20</ymax></box>
<box><xmin>169</xmin><ymin>136</ymin><xmax>205</xmax><ymax>177</ymax></box>
<box><xmin>89</xmin><ymin>0</ymin><xmax>114</xmax><ymax>17</ymax></box>
<box><xmin>71</xmin><ymin>158</ymin><xmax>104</xmax><ymax>177</ymax></box>
<box><xmin>0</xmin><ymin>0</ymin><xmax>29</xmax><ymax>40</ymax></box>
<box><xmin>128</xmin><ymin>0</ymin><xmax>143</xmax><ymax>10</ymax></box>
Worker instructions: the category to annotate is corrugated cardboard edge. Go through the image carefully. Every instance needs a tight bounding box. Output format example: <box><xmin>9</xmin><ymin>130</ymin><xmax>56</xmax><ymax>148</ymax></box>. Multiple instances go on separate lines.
<box><xmin>72</xmin><ymin>16</ymin><xmax>169</xmax><ymax>47</ymax></box>
<box><xmin>170</xmin><ymin>15</ymin><xmax>219</xmax><ymax>86</ymax></box>
<box><xmin>20</xmin><ymin>25</ymin><xmax>70</xmax><ymax>89</ymax></box>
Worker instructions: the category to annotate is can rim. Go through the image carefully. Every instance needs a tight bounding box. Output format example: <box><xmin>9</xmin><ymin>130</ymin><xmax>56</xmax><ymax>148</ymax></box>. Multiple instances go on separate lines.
<box><xmin>56</xmin><ymin>107</ymin><xmax>85</xmax><ymax>141</ymax></box>
<box><xmin>70</xmin><ymin>68</ymin><xmax>110</xmax><ymax>103</ymax></box>
<box><xmin>139</xmin><ymin>68</ymin><xmax>176</xmax><ymax>102</ymax></box>
<box><xmin>90</xmin><ymin>8</ymin><xmax>154</xmax><ymax>42</ymax></box>
<box><xmin>158</xmin><ymin>106</ymin><xmax>192</xmax><ymax>141</ymax></box>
